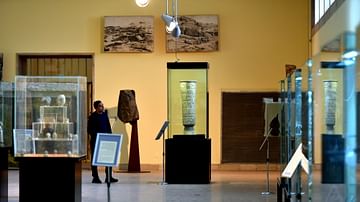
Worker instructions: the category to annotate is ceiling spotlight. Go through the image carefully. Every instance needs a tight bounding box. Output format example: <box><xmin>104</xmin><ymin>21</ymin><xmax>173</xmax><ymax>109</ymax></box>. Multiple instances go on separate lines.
<box><xmin>171</xmin><ymin>24</ymin><xmax>181</xmax><ymax>38</ymax></box>
<box><xmin>166</xmin><ymin>22</ymin><xmax>177</xmax><ymax>33</ymax></box>
<box><xmin>161</xmin><ymin>14</ymin><xmax>173</xmax><ymax>25</ymax></box>
<box><xmin>161</xmin><ymin>14</ymin><xmax>176</xmax><ymax>32</ymax></box>
<box><xmin>161</xmin><ymin>0</ymin><xmax>181</xmax><ymax>37</ymax></box>
<box><xmin>135</xmin><ymin>0</ymin><xmax>149</xmax><ymax>7</ymax></box>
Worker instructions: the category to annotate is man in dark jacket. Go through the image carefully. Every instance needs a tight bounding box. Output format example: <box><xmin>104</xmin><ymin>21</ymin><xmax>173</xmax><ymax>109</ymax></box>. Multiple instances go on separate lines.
<box><xmin>88</xmin><ymin>100</ymin><xmax>118</xmax><ymax>184</ymax></box>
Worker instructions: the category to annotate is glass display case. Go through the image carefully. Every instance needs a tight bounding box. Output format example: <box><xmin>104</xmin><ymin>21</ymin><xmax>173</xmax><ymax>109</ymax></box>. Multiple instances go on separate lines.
<box><xmin>280</xmin><ymin>65</ymin><xmax>297</xmax><ymax>173</ymax></box>
<box><xmin>314</xmin><ymin>59</ymin><xmax>345</xmax><ymax>185</ymax></box>
<box><xmin>167</xmin><ymin>62</ymin><xmax>208</xmax><ymax>138</ymax></box>
<box><xmin>0</xmin><ymin>82</ymin><xmax>14</xmax><ymax>147</ymax></box>
<box><xmin>318</xmin><ymin>62</ymin><xmax>344</xmax><ymax>136</ymax></box>
<box><xmin>309</xmin><ymin>31</ymin><xmax>358</xmax><ymax>201</ymax></box>
<box><xmin>13</xmin><ymin>76</ymin><xmax>87</xmax><ymax>157</ymax></box>
<box><xmin>166</xmin><ymin>62</ymin><xmax>211</xmax><ymax>184</ymax></box>
<box><xmin>278</xmin><ymin>65</ymin><xmax>304</xmax><ymax>200</ymax></box>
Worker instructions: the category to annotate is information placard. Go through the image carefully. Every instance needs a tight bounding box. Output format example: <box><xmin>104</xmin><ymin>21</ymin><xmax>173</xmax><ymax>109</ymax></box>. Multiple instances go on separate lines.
<box><xmin>155</xmin><ymin>121</ymin><xmax>169</xmax><ymax>140</ymax></box>
<box><xmin>281</xmin><ymin>143</ymin><xmax>309</xmax><ymax>178</ymax></box>
<box><xmin>92</xmin><ymin>133</ymin><xmax>123</xmax><ymax>167</ymax></box>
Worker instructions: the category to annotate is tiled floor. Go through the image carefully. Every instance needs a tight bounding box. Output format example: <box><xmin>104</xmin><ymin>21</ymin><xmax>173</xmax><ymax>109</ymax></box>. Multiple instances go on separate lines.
<box><xmin>5</xmin><ymin>169</ymin><xmax>360</xmax><ymax>202</ymax></box>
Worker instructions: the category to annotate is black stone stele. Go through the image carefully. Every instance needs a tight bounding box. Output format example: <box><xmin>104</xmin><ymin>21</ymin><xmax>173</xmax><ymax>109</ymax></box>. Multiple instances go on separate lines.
<box><xmin>117</xmin><ymin>90</ymin><xmax>141</xmax><ymax>172</ymax></box>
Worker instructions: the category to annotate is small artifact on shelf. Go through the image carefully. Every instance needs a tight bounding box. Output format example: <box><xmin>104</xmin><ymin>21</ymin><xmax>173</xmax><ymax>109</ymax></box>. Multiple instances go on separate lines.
<box><xmin>56</xmin><ymin>94</ymin><xmax>66</xmax><ymax>106</ymax></box>
<box><xmin>31</xmin><ymin>94</ymin><xmax>78</xmax><ymax>156</ymax></box>
<box><xmin>41</xmin><ymin>96</ymin><xmax>52</xmax><ymax>106</ymax></box>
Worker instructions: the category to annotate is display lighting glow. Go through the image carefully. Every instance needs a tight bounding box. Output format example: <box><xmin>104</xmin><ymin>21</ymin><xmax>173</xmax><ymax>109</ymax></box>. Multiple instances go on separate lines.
<box><xmin>135</xmin><ymin>0</ymin><xmax>149</xmax><ymax>7</ymax></box>
<box><xmin>343</xmin><ymin>59</ymin><xmax>356</xmax><ymax>66</ymax></box>
<box><xmin>306</xmin><ymin>59</ymin><xmax>313</xmax><ymax>67</ymax></box>
<box><xmin>316</xmin><ymin>69</ymin><xmax>322</xmax><ymax>76</ymax></box>
<box><xmin>342</xmin><ymin>50</ymin><xmax>358</xmax><ymax>59</ymax></box>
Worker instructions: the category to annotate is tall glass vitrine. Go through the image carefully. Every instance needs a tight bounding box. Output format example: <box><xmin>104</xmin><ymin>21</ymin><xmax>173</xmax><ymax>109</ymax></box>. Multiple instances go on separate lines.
<box><xmin>167</xmin><ymin>62</ymin><xmax>209</xmax><ymax>138</ymax></box>
<box><xmin>311</xmin><ymin>31</ymin><xmax>358</xmax><ymax>201</ymax></box>
<box><xmin>279</xmin><ymin>65</ymin><xmax>303</xmax><ymax>200</ymax></box>
<box><xmin>165</xmin><ymin>62</ymin><xmax>211</xmax><ymax>184</ymax></box>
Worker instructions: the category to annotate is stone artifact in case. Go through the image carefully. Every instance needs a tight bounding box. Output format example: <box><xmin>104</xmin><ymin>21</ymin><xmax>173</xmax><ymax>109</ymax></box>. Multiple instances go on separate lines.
<box><xmin>167</xmin><ymin>62</ymin><xmax>208</xmax><ymax>138</ymax></box>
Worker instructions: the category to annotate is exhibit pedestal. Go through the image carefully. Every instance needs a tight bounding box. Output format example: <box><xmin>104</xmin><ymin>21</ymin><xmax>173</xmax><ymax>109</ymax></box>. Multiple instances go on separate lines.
<box><xmin>18</xmin><ymin>157</ymin><xmax>83</xmax><ymax>202</ymax></box>
<box><xmin>277</xmin><ymin>177</ymin><xmax>291</xmax><ymax>202</ymax></box>
<box><xmin>128</xmin><ymin>120</ymin><xmax>141</xmax><ymax>172</ymax></box>
<box><xmin>0</xmin><ymin>147</ymin><xmax>8</xmax><ymax>202</ymax></box>
<box><xmin>165</xmin><ymin>135</ymin><xmax>211</xmax><ymax>184</ymax></box>
<box><xmin>321</xmin><ymin>134</ymin><xmax>344</xmax><ymax>184</ymax></box>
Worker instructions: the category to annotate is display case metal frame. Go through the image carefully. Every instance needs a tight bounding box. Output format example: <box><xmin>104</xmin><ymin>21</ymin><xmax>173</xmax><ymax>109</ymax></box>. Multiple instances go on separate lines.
<box><xmin>0</xmin><ymin>82</ymin><xmax>14</xmax><ymax>148</ymax></box>
<box><xmin>0</xmin><ymin>82</ymin><xmax>13</xmax><ymax>202</ymax></box>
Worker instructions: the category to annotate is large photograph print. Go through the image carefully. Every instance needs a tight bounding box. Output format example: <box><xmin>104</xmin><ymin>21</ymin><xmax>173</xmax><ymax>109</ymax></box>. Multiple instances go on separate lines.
<box><xmin>104</xmin><ymin>16</ymin><xmax>154</xmax><ymax>53</ymax></box>
<box><xmin>166</xmin><ymin>15</ymin><xmax>219</xmax><ymax>53</ymax></box>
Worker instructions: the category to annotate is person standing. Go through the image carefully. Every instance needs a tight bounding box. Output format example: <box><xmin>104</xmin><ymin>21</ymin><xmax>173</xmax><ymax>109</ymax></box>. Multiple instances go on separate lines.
<box><xmin>88</xmin><ymin>100</ymin><xmax>118</xmax><ymax>184</ymax></box>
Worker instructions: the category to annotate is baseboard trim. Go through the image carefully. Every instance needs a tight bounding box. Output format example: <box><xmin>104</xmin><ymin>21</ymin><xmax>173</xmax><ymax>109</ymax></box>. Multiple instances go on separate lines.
<box><xmin>82</xmin><ymin>162</ymin><xmax>161</xmax><ymax>171</ymax></box>
<box><xmin>81</xmin><ymin>162</ymin><xmax>324</xmax><ymax>172</ymax></box>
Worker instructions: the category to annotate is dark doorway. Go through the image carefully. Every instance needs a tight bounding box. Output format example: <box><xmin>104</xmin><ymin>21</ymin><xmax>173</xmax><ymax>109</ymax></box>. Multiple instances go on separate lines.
<box><xmin>221</xmin><ymin>92</ymin><xmax>281</xmax><ymax>163</ymax></box>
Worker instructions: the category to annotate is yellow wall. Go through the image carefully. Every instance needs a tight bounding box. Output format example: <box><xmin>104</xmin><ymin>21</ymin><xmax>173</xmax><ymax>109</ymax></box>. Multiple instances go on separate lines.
<box><xmin>0</xmin><ymin>0</ymin><xmax>308</xmax><ymax>164</ymax></box>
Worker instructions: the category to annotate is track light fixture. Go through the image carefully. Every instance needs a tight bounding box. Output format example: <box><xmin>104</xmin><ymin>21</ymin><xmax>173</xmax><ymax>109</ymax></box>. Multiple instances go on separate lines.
<box><xmin>161</xmin><ymin>14</ymin><xmax>176</xmax><ymax>33</ymax></box>
<box><xmin>161</xmin><ymin>0</ymin><xmax>181</xmax><ymax>38</ymax></box>
<box><xmin>171</xmin><ymin>23</ymin><xmax>181</xmax><ymax>38</ymax></box>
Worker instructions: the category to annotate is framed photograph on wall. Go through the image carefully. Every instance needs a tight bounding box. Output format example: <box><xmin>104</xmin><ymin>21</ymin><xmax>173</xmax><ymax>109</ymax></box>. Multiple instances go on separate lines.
<box><xmin>104</xmin><ymin>16</ymin><xmax>154</xmax><ymax>53</ymax></box>
<box><xmin>166</xmin><ymin>15</ymin><xmax>219</xmax><ymax>53</ymax></box>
